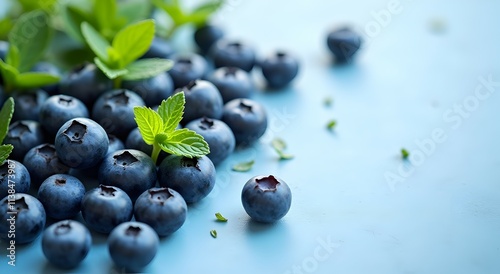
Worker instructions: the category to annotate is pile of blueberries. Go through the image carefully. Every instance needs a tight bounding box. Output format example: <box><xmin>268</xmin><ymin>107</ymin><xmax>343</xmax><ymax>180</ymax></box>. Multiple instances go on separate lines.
<box><xmin>0</xmin><ymin>17</ymin><xmax>361</xmax><ymax>271</ymax></box>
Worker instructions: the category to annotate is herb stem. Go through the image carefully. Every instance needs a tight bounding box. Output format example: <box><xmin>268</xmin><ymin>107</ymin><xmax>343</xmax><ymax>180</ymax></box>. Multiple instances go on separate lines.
<box><xmin>151</xmin><ymin>142</ymin><xmax>161</xmax><ymax>165</ymax></box>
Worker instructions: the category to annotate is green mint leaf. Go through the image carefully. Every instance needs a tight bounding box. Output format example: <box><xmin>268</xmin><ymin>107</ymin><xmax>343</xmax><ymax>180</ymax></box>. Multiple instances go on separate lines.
<box><xmin>188</xmin><ymin>0</ymin><xmax>224</xmax><ymax>26</ymax></box>
<box><xmin>401</xmin><ymin>148</ymin><xmax>409</xmax><ymax>159</ymax></box>
<box><xmin>118</xmin><ymin>0</ymin><xmax>152</xmax><ymax>25</ymax></box>
<box><xmin>95</xmin><ymin>0</ymin><xmax>116</xmax><ymax>31</ymax></box>
<box><xmin>215</xmin><ymin>212</ymin><xmax>228</xmax><ymax>222</ymax></box>
<box><xmin>0</xmin><ymin>145</ymin><xmax>14</xmax><ymax>165</ymax></box>
<box><xmin>6</xmin><ymin>45</ymin><xmax>19</xmax><ymax>69</ymax></box>
<box><xmin>63</xmin><ymin>5</ymin><xmax>91</xmax><ymax>42</ymax></box>
<box><xmin>271</xmin><ymin>138</ymin><xmax>287</xmax><ymax>151</ymax></box>
<box><xmin>210</xmin><ymin>229</ymin><xmax>217</xmax><ymax>238</ymax></box>
<box><xmin>9</xmin><ymin>10</ymin><xmax>51</xmax><ymax>72</ymax></box>
<box><xmin>0</xmin><ymin>59</ymin><xmax>19</xmax><ymax>89</ymax></box>
<box><xmin>277</xmin><ymin>150</ymin><xmax>294</xmax><ymax>160</ymax></box>
<box><xmin>232</xmin><ymin>160</ymin><xmax>254</xmax><ymax>172</ymax></box>
<box><xmin>122</xmin><ymin>58</ymin><xmax>174</xmax><ymax>81</ymax></box>
<box><xmin>81</xmin><ymin>22</ymin><xmax>110</xmax><ymax>62</ymax></box>
<box><xmin>0</xmin><ymin>18</ymin><xmax>14</xmax><ymax>40</ymax></box>
<box><xmin>157</xmin><ymin>92</ymin><xmax>184</xmax><ymax>133</ymax></box>
<box><xmin>159</xmin><ymin>128</ymin><xmax>210</xmax><ymax>158</ymax></box>
<box><xmin>94</xmin><ymin>58</ymin><xmax>128</xmax><ymax>79</ymax></box>
<box><xmin>326</xmin><ymin>120</ymin><xmax>337</xmax><ymax>130</ymax></box>
<box><xmin>152</xmin><ymin>0</ymin><xmax>185</xmax><ymax>25</ymax></box>
<box><xmin>0</xmin><ymin>97</ymin><xmax>15</xmax><ymax>144</ymax></box>
<box><xmin>15</xmin><ymin>72</ymin><xmax>60</xmax><ymax>89</ymax></box>
<box><xmin>133</xmin><ymin>106</ymin><xmax>164</xmax><ymax>145</ymax></box>
<box><xmin>112</xmin><ymin>19</ymin><xmax>155</xmax><ymax>67</ymax></box>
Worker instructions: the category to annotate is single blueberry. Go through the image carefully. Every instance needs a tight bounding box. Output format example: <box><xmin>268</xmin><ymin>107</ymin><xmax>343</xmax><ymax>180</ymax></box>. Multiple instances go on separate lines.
<box><xmin>211</xmin><ymin>40</ymin><xmax>256</xmax><ymax>72</ymax></box>
<box><xmin>11</xmin><ymin>89</ymin><xmax>48</xmax><ymax>122</ymax></box>
<box><xmin>168</xmin><ymin>53</ymin><xmax>208</xmax><ymax>89</ymax></box>
<box><xmin>194</xmin><ymin>24</ymin><xmax>224</xmax><ymax>54</ymax></box>
<box><xmin>222</xmin><ymin>98</ymin><xmax>268</xmax><ymax>146</ymax></box>
<box><xmin>259</xmin><ymin>51</ymin><xmax>300</xmax><ymax>89</ymax></box>
<box><xmin>326</xmin><ymin>27</ymin><xmax>362</xmax><ymax>63</ymax></box>
<box><xmin>4</xmin><ymin>120</ymin><xmax>45</xmax><ymax>161</ymax></box>
<box><xmin>176</xmin><ymin>80</ymin><xmax>223</xmax><ymax>125</ymax></box>
<box><xmin>38</xmin><ymin>174</ymin><xmax>86</xmax><ymax>219</ymax></box>
<box><xmin>207</xmin><ymin>66</ymin><xmax>254</xmax><ymax>103</ymax></box>
<box><xmin>0</xmin><ymin>160</ymin><xmax>30</xmax><ymax>199</ymax></box>
<box><xmin>39</xmin><ymin>94</ymin><xmax>89</xmax><ymax>137</ymax></box>
<box><xmin>23</xmin><ymin>143</ymin><xmax>70</xmax><ymax>188</ymax></box>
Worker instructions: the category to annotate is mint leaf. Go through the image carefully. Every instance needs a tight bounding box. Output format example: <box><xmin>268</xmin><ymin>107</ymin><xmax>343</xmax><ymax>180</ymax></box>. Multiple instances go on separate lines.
<box><xmin>0</xmin><ymin>97</ymin><xmax>15</xmax><ymax>144</ymax></box>
<box><xmin>0</xmin><ymin>60</ymin><xmax>19</xmax><ymax>90</ymax></box>
<box><xmin>133</xmin><ymin>106</ymin><xmax>164</xmax><ymax>145</ymax></box>
<box><xmin>188</xmin><ymin>0</ymin><xmax>224</xmax><ymax>26</ymax></box>
<box><xmin>276</xmin><ymin>150</ymin><xmax>294</xmax><ymax>160</ymax></box>
<box><xmin>326</xmin><ymin>120</ymin><xmax>336</xmax><ymax>130</ymax></box>
<box><xmin>6</xmin><ymin>45</ymin><xmax>19</xmax><ymax>69</ymax></box>
<box><xmin>401</xmin><ymin>148</ymin><xmax>409</xmax><ymax>159</ymax></box>
<box><xmin>232</xmin><ymin>160</ymin><xmax>254</xmax><ymax>172</ymax></box>
<box><xmin>122</xmin><ymin>58</ymin><xmax>174</xmax><ymax>81</ymax></box>
<box><xmin>9</xmin><ymin>10</ymin><xmax>51</xmax><ymax>72</ymax></box>
<box><xmin>215</xmin><ymin>212</ymin><xmax>227</xmax><ymax>222</ymax></box>
<box><xmin>159</xmin><ymin>128</ymin><xmax>210</xmax><ymax>158</ymax></box>
<box><xmin>272</xmin><ymin>138</ymin><xmax>294</xmax><ymax>160</ymax></box>
<box><xmin>118</xmin><ymin>0</ymin><xmax>152</xmax><ymax>24</ymax></box>
<box><xmin>95</xmin><ymin>0</ymin><xmax>116</xmax><ymax>31</ymax></box>
<box><xmin>15</xmin><ymin>72</ymin><xmax>60</xmax><ymax>89</ymax></box>
<box><xmin>81</xmin><ymin>22</ymin><xmax>110</xmax><ymax>62</ymax></box>
<box><xmin>210</xmin><ymin>229</ymin><xmax>217</xmax><ymax>238</ymax></box>
<box><xmin>94</xmin><ymin>58</ymin><xmax>128</xmax><ymax>79</ymax></box>
<box><xmin>0</xmin><ymin>145</ymin><xmax>14</xmax><ymax>165</ymax></box>
<box><xmin>112</xmin><ymin>19</ymin><xmax>155</xmax><ymax>67</ymax></box>
<box><xmin>64</xmin><ymin>5</ymin><xmax>92</xmax><ymax>42</ymax></box>
<box><xmin>157</xmin><ymin>92</ymin><xmax>184</xmax><ymax>133</ymax></box>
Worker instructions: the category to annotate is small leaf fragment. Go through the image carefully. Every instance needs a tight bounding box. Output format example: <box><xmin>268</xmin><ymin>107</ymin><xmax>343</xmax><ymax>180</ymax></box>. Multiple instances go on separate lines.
<box><xmin>232</xmin><ymin>160</ymin><xmax>254</xmax><ymax>172</ymax></box>
<box><xmin>215</xmin><ymin>212</ymin><xmax>228</xmax><ymax>222</ymax></box>
<box><xmin>210</xmin><ymin>229</ymin><xmax>217</xmax><ymax>238</ymax></box>
<box><xmin>326</xmin><ymin>120</ymin><xmax>337</xmax><ymax>130</ymax></box>
<box><xmin>401</xmin><ymin>148</ymin><xmax>410</xmax><ymax>159</ymax></box>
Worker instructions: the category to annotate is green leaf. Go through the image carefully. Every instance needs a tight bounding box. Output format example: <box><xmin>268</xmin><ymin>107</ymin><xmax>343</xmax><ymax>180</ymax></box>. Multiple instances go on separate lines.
<box><xmin>112</xmin><ymin>19</ymin><xmax>155</xmax><ymax>67</ymax></box>
<box><xmin>0</xmin><ymin>18</ymin><xmax>14</xmax><ymax>40</ymax></box>
<box><xmin>63</xmin><ymin>5</ymin><xmax>92</xmax><ymax>42</ymax></box>
<box><xmin>271</xmin><ymin>138</ymin><xmax>287</xmax><ymax>151</ymax></box>
<box><xmin>133</xmin><ymin>106</ymin><xmax>164</xmax><ymax>145</ymax></box>
<box><xmin>232</xmin><ymin>160</ymin><xmax>254</xmax><ymax>172</ymax></box>
<box><xmin>0</xmin><ymin>60</ymin><xmax>20</xmax><ymax>90</ymax></box>
<box><xmin>0</xmin><ymin>145</ymin><xmax>14</xmax><ymax>165</ymax></box>
<box><xmin>94</xmin><ymin>0</ymin><xmax>116</xmax><ymax>31</ymax></box>
<box><xmin>188</xmin><ymin>0</ymin><xmax>224</xmax><ymax>26</ymax></box>
<box><xmin>401</xmin><ymin>148</ymin><xmax>409</xmax><ymax>159</ymax></box>
<box><xmin>152</xmin><ymin>0</ymin><xmax>185</xmax><ymax>25</ymax></box>
<box><xmin>210</xmin><ymin>229</ymin><xmax>217</xmax><ymax>238</ymax></box>
<box><xmin>81</xmin><ymin>22</ymin><xmax>110</xmax><ymax>62</ymax></box>
<box><xmin>276</xmin><ymin>150</ymin><xmax>294</xmax><ymax>160</ymax></box>
<box><xmin>215</xmin><ymin>212</ymin><xmax>228</xmax><ymax>222</ymax></box>
<box><xmin>118</xmin><ymin>0</ymin><xmax>152</xmax><ymax>24</ymax></box>
<box><xmin>94</xmin><ymin>58</ymin><xmax>128</xmax><ymax>79</ymax></box>
<box><xmin>14</xmin><ymin>72</ymin><xmax>60</xmax><ymax>89</ymax></box>
<box><xmin>0</xmin><ymin>97</ymin><xmax>15</xmax><ymax>144</ymax></box>
<box><xmin>159</xmin><ymin>128</ymin><xmax>210</xmax><ymax>158</ymax></box>
<box><xmin>6</xmin><ymin>45</ymin><xmax>19</xmax><ymax>69</ymax></box>
<box><xmin>157</xmin><ymin>91</ymin><xmax>184</xmax><ymax>133</ymax></box>
<box><xmin>326</xmin><ymin>120</ymin><xmax>337</xmax><ymax>130</ymax></box>
<box><xmin>9</xmin><ymin>10</ymin><xmax>52</xmax><ymax>72</ymax></box>
<box><xmin>122</xmin><ymin>58</ymin><xmax>173</xmax><ymax>81</ymax></box>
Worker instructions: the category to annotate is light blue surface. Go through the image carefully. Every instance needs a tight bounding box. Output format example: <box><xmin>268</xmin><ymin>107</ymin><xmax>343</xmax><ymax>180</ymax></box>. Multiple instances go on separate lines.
<box><xmin>2</xmin><ymin>0</ymin><xmax>500</xmax><ymax>273</ymax></box>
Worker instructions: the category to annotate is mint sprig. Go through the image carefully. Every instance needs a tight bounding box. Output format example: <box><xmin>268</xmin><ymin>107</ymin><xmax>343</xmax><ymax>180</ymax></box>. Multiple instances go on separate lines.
<box><xmin>0</xmin><ymin>98</ymin><xmax>15</xmax><ymax>164</ymax></box>
<box><xmin>81</xmin><ymin>19</ymin><xmax>173</xmax><ymax>88</ymax></box>
<box><xmin>0</xmin><ymin>10</ymin><xmax>59</xmax><ymax>92</ymax></box>
<box><xmin>133</xmin><ymin>92</ymin><xmax>210</xmax><ymax>164</ymax></box>
<box><xmin>152</xmin><ymin>0</ymin><xmax>224</xmax><ymax>37</ymax></box>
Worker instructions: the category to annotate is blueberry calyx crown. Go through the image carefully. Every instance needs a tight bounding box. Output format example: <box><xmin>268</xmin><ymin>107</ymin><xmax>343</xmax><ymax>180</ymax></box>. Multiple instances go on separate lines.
<box><xmin>148</xmin><ymin>188</ymin><xmax>173</xmax><ymax>205</ymax></box>
<box><xmin>255</xmin><ymin>175</ymin><xmax>280</xmax><ymax>192</ymax></box>
<box><xmin>223</xmin><ymin>67</ymin><xmax>239</xmax><ymax>77</ymax></box>
<box><xmin>185</xmin><ymin>80</ymin><xmax>198</xmax><ymax>91</ymax></box>
<box><xmin>63</xmin><ymin>120</ymin><xmax>87</xmax><ymax>144</ymax></box>
<box><xmin>108</xmin><ymin>90</ymin><xmax>130</xmax><ymax>106</ymax></box>
<box><xmin>99</xmin><ymin>185</ymin><xmax>117</xmax><ymax>197</ymax></box>
<box><xmin>238</xmin><ymin>100</ymin><xmax>253</xmax><ymax>113</ymax></box>
<box><xmin>37</xmin><ymin>144</ymin><xmax>57</xmax><ymax>163</ymax></box>
<box><xmin>199</xmin><ymin>117</ymin><xmax>215</xmax><ymax>130</ymax></box>
<box><xmin>55</xmin><ymin>178</ymin><xmax>67</xmax><ymax>185</ymax></box>
<box><xmin>181</xmin><ymin>157</ymin><xmax>200</xmax><ymax>171</ymax></box>
<box><xmin>176</xmin><ymin>58</ymin><xmax>193</xmax><ymax>72</ymax></box>
<box><xmin>275</xmin><ymin>51</ymin><xmax>287</xmax><ymax>59</ymax></box>
<box><xmin>8</xmin><ymin>121</ymin><xmax>31</xmax><ymax>140</ymax></box>
<box><xmin>19</xmin><ymin>93</ymin><xmax>37</xmax><ymax>107</ymax></box>
<box><xmin>54</xmin><ymin>221</ymin><xmax>72</xmax><ymax>235</ymax></box>
<box><xmin>10</xmin><ymin>196</ymin><xmax>29</xmax><ymax>212</ymax></box>
<box><xmin>125</xmin><ymin>225</ymin><xmax>142</xmax><ymax>237</ymax></box>
<box><xmin>57</xmin><ymin>95</ymin><xmax>74</xmax><ymax>106</ymax></box>
<box><xmin>113</xmin><ymin>151</ymin><xmax>139</xmax><ymax>169</ymax></box>
<box><xmin>227</xmin><ymin>42</ymin><xmax>243</xmax><ymax>53</ymax></box>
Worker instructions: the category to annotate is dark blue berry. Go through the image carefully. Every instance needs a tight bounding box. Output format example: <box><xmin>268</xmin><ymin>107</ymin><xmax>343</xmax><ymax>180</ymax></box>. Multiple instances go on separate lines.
<box><xmin>168</xmin><ymin>53</ymin><xmax>208</xmax><ymax>89</ymax></box>
<box><xmin>211</xmin><ymin>40</ymin><xmax>256</xmax><ymax>72</ymax></box>
<box><xmin>176</xmin><ymin>80</ymin><xmax>223</xmax><ymax>124</ymax></box>
<box><xmin>38</xmin><ymin>174</ymin><xmax>86</xmax><ymax>220</ymax></box>
<box><xmin>4</xmin><ymin>120</ymin><xmax>45</xmax><ymax>161</ymax></box>
<box><xmin>208</xmin><ymin>66</ymin><xmax>254</xmax><ymax>103</ymax></box>
<box><xmin>122</xmin><ymin>72</ymin><xmax>174</xmax><ymax>107</ymax></box>
<box><xmin>326</xmin><ymin>27</ymin><xmax>362</xmax><ymax>63</ymax></box>
<box><xmin>12</xmin><ymin>89</ymin><xmax>48</xmax><ymax>122</ymax></box>
<box><xmin>0</xmin><ymin>160</ymin><xmax>30</xmax><ymax>199</ymax></box>
<box><xmin>194</xmin><ymin>24</ymin><xmax>224</xmax><ymax>54</ymax></box>
<box><xmin>23</xmin><ymin>143</ymin><xmax>70</xmax><ymax>188</ymax></box>
<box><xmin>259</xmin><ymin>51</ymin><xmax>299</xmax><ymax>89</ymax></box>
<box><xmin>39</xmin><ymin>94</ymin><xmax>89</xmax><ymax>137</ymax></box>
<box><xmin>141</xmin><ymin>36</ymin><xmax>174</xmax><ymax>59</ymax></box>
<box><xmin>222</xmin><ymin>98</ymin><xmax>268</xmax><ymax>146</ymax></box>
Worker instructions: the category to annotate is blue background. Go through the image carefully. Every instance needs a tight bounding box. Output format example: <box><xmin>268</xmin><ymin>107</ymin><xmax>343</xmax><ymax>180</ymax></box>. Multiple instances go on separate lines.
<box><xmin>2</xmin><ymin>0</ymin><xmax>500</xmax><ymax>273</ymax></box>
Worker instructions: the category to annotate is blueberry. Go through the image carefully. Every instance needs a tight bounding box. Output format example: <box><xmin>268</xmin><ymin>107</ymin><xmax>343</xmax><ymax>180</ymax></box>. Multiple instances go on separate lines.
<box><xmin>12</xmin><ymin>89</ymin><xmax>48</xmax><ymax>122</ymax></box>
<box><xmin>92</xmin><ymin>89</ymin><xmax>145</xmax><ymax>139</ymax></box>
<box><xmin>134</xmin><ymin>187</ymin><xmax>187</xmax><ymax>236</ymax></box>
<box><xmin>81</xmin><ymin>185</ymin><xmax>133</xmax><ymax>234</ymax></box>
<box><xmin>4</xmin><ymin>120</ymin><xmax>45</xmax><ymax>161</ymax></box>
<box><xmin>158</xmin><ymin>155</ymin><xmax>216</xmax><ymax>203</ymax></box>
<box><xmin>23</xmin><ymin>144</ymin><xmax>70</xmax><ymax>188</ymax></box>
<box><xmin>107</xmin><ymin>134</ymin><xmax>125</xmax><ymax>155</ymax></box>
<box><xmin>326</xmin><ymin>27</ymin><xmax>362</xmax><ymax>63</ymax></box>
<box><xmin>31</xmin><ymin>62</ymin><xmax>61</xmax><ymax>95</ymax></box>
<box><xmin>259</xmin><ymin>51</ymin><xmax>299</xmax><ymax>89</ymax></box>
<box><xmin>60</xmin><ymin>63</ymin><xmax>113</xmax><ymax>108</ymax></box>
<box><xmin>55</xmin><ymin>118</ymin><xmax>109</xmax><ymax>169</ymax></box>
<box><xmin>141</xmin><ymin>36</ymin><xmax>174</xmax><ymax>59</ymax></box>
<box><xmin>122</xmin><ymin>72</ymin><xmax>174</xmax><ymax>107</ymax></box>
<box><xmin>207</xmin><ymin>66</ymin><xmax>254</xmax><ymax>103</ymax></box>
<box><xmin>0</xmin><ymin>160</ymin><xmax>30</xmax><ymax>199</ymax></box>
<box><xmin>241</xmin><ymin>175</ymin><xmax>292</xmax><ymax>223</ymax></box>
<box><xmin>168</xmin><ymin>53</ymin><xmax>208</xmax><ymax>89</ymax></box>
<box><xmin>98</xmin><ymin>149</ymin><xmax>157</xmax><ymax>202</ymax></box>
<box><xmin>108</xmin><ymin>221</ymin><xmax>159</xmax><ymax>272</ymax></box>
<box><xmin>41</xmin><ymin>220</ymin><xmax>91</xmax><ymax>269</ymax></box>
<box><xmin>38</xmin><ymin>174</ymin><xmax>86</xmax><ymax>220</ymax></box>
<box><xmin>222</xmin><ymin>98</ymin><xmax>268</xmax><ymax>146</ymax></box>
<box><xmin>39</xmin><ymin>95</ymin><xmax>89</xmax><ymax>137</ymax></box>
<box><xmin>0</xmin><ymin>193</ymin><xmax>46</xmax><ymax>244</ymax></box>
<box><xmin>211</xmin><ymin>40</ymin><xmax>256</xmax><ymax>72</ymax></box>
<box><xmin>176</xmin><ymin>80</ymin><xmax>223</xmax><ymax>124</ymax></box>
<box><xmin>0</xmin><ymin>40</ymin><xmax>8</xmax><ymax>61</ymax></box>
<box><xmin>185</xmin><ymin>117</ymin><xmax>235</xmax><ymax>165</ymax></box>
<box><xmin>194</xmin><ymin>24</ymin><xmax>224</xmax><ymax>54</ymax></box>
